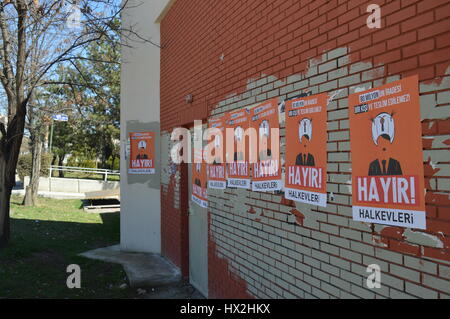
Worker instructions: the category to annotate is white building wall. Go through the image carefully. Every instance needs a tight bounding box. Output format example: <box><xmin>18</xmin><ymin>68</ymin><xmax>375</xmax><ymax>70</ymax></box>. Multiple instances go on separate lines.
<box><xmin>120</xmin><ymin>0</ymin><xmax>172</xmax><ymax>253</ymax></box>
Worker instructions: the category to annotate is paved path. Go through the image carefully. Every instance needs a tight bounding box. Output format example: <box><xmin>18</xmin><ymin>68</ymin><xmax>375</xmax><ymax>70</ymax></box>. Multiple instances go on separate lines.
<box><xmin>80</xmin><ymin>245</ymin><xmax>184</xmax><ymax>288</ymax></box>
<box><xmin>80</xmin><ymin>245</ymin><xmax>204</xmax><ymax>299</ymax></box>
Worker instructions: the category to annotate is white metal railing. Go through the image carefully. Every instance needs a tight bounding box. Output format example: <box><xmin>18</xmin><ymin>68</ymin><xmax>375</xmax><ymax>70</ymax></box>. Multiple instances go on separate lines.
<box><xmin>49</xmin><ymin>165</ymin><xmax>120</xmax><ymax>181</ymax></box>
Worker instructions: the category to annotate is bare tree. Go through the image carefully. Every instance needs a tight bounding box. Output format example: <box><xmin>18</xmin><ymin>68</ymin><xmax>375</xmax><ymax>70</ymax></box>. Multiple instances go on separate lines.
<box><xmin>22</xmin><ymin>90</ymin><xmax>51</xmax><ymax>206</ymax></box>
<box><xmin>22</xmin><ymin>24</ymin><xmax>52</xmax><ymax>206</ymax></box>
<box><xmin>0</xmin><ymin>0</ymin><xmax>147</xmax><ymax>247</ymax></box>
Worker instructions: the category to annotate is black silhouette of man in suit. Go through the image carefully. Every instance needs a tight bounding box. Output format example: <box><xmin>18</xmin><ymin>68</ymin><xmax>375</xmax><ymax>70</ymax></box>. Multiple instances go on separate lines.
<box><xmin>295</xmin><ymin>150</ymin><xmax>315</xmax><ymax>166</ymax></box>
<box><xmin>368</xmin><ymin>157</ymin><xmax>402</xmax><ymax>176</ymax></box>
<box><xmin>136</xmin><ymin>153</ymin><xmax>148</xmax><ymax>160</ymax></box>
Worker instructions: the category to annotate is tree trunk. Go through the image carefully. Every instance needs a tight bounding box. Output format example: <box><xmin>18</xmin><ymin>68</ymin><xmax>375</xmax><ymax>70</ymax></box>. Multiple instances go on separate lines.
<box><xmin>51</xmin><ymin>154</ymin><xmax>57</xmax><ymax>177</ymax></box>
<box><xmin>0</xmin><ymin>99</ymin><xmax>27</xmax><ymax>248</ymax></box>
<box><xmin>111</xmin><ymin>155</ymin><xmax>116</xmax><ymax>170</ymax></box>
<box><xmin>58</xmin><ymin>155</ymin><xmax>65</xmax><ymax>178</ymax></box>
<box><xmin>0</xmin><ymin>156</ymin><xmax>11</xmax><ymax>248</ymax></box>
<box><xmin>0</xmin><ymin>2</ymin><xmax>29</xmax><ymax>247</ymax></box>
<box><xmin>23</xmin><ymin>139</ymin><xmax>42</xmax><ymax>206</ymax></box>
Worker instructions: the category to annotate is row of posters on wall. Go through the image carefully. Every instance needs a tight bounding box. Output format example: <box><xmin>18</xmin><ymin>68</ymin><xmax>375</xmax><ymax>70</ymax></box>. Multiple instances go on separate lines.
<box><xmin>191</xmin><ymin>75</ymin><xmax>427</xmax><ymax>230</ymax></box>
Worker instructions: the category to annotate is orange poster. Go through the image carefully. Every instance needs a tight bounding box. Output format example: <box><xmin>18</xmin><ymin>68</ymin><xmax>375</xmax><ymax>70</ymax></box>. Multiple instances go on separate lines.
<box><xmin>284</xmin><ymin>93</ymin><xmax>328</xmax><ymax>207</ymax></box>
<box><xmin>349</xmin><ymin>75</ymin><xmax>426</xmax><ymax>229</ymax></box>
<box><xmin>129</xmin><ymin>132</ymin><xmax>156</xmax><ymax>174</ymax></box>
<box><xmin>250</xmin><ymin>98</ymin><xmax>282</xmax><ymax>192</ymax></box>
<box><xmin>192</xmin><ymin>147</ymin><xmax>208</xmax><ymax>208</ymax></box>
<box><xmin>207</xmin><ymin>115</ymin><xmax>227</xmax><ymax>189</ymax></box>
<box><xmin>226</xmin><ymin>107</ymin><xmax>251</xmax><ymax>189</ymax></box>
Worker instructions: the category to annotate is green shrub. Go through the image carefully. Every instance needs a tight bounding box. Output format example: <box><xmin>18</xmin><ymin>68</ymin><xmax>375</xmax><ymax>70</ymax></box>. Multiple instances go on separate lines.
<box><xmin>67</xmin><ymin>156</ymin><xmax>97</xmax><ymax>169</ymax></box>
<box><xmin>105</xmin><ymin>156</ymin><xmax>120</xmax><ymax>171</ymax></box>
<box><xmin>17</xmin><ymin>152</ymin><xmax>53</xmax><ymax>180</ymax></box>
<box><xmin>66</xmin><ymin>156</ymin><xmax>78</xmax><ymax>167</ymax></box>
<box><xmin>80</xmin><ymin>159</ymin><xmax>97</xmax><ymax>169</ymax></box>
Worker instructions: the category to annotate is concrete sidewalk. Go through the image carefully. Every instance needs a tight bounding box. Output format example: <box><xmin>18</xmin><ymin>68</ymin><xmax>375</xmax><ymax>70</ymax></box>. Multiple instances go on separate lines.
<box><xmin>79</xmin><ymin>245</ymin><xmax>182</xmax><ymax>288</ymax></box>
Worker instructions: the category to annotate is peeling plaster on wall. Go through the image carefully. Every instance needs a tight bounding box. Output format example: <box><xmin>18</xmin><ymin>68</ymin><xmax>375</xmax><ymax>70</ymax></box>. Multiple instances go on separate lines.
<box><xmin>372</xmin><ymin>220</ymin><xmax>446</xmax><ymax>250</ymax></box>
<box><xmin>352</xmin><ymin>85</ymin><xmax>372</xmax><ymax>94</ymax></box>
<box><xmin>209</xmin><ymin>75</ymin><xmax>305</xmax><ymax>298</ymax></box>
<box><xmin>423</xmin><ymin>135</ymin><xmax>450</xmax><ymax>180</ymax></box>
<box><xmin>247</xmin><ymin>205</ymin><xmax>264</xmax><ymax>222</ymax></box>
<box><xmin>287</xmin><ymin>213</ymin><xmax>297</xmax><ymax>224</ymax></box>
<box><xmin>423</xmin><ymin>135</ymin><xmax>450</xmax><ymax>146</ymax></box>
<box><xmin>430</xmin><ymin>136</ymin><xmax>450</xmax><ymax>149</ymax></box>
<box><xmin>293</xmin><ymin>201</ymin><xmax>318</xmax><ymax>229</ymax></box>
<box><xmin>328</xmin><ymin>89</ymin><xmax>344</xmax><ymax>104</ymax></box>
<box><xmin>161</xmin><ymin>131</ymin><xmax>173</xmax><ymax>186</ymax></box>
<box><xmin>420</xmin><ymin>67</ymin><xmax>450</xmax><ymax>120</ymax></box>
<box><xmin>429</xmin><ymin>160</ymin><xmax>438</xmax><ymax>170</ymax></box>
<box><xmin>309</xmin><ymin>54</ymin><xmax>325</xmax><ymax>68</ymax></box>
<box><xmin>231</xmin><ymin>188</ymin><xmax>249</xmax><ymax>214</ymax></box>
<box><xmin>420</xmin><ymin>69</ymin><xmax>450</xmax><ymax>92</ymax></box>
<box><xmin>373</xmin><ymin>238</ymin><xmax>389</xmax><ymax>248</ymax></box>
<box><xmin>161</xmin><ymin>131</ymin><xmax>180</xmax><ymax>209</ymax></box>
<box><xmin>423</xmin><ymin>135</ymin><xmax>450</xmax><ymax>178</ymax></box>
<box><xmin>204</xmin><ymin>43</ymin><xmax>450</xmax><ymax>297</ymax></box>
<box><xmin>346</xmin><ymin>185</ymin><xmax>352</xmax><ymax>194</ymax></box>
<box><xmin>209</xmin><ymin>49</ymin><xmax>359</xmax><ymax>295</ymax></box>
<box><xmin>420</xmin><ymin>69</ymin><xmax>450</xmax><ymax>224</ymax></box>
<box><xmin>404</xmin><ymin>229</ymin><xmax>444</xmax><ymax>248</ymax></box>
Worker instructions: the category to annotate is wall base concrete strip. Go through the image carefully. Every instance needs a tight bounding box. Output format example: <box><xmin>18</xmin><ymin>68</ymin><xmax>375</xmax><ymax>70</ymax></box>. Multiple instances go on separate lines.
<box><xmin>11</xmin><ymin>189</ymin><xmax>86</xmax><ymax>200</ymax></box>
<box><xmin>79</xmin><ymin>245</ymin><xmax>181</xmax><ymax>287</ymax></box>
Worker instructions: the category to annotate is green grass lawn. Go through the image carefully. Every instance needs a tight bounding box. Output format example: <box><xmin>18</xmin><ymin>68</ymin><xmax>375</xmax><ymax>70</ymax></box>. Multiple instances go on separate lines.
<box><xmin>0</xmin><ymin>196</ymin><xmax>138</xmax><ymax>299</ymax></box>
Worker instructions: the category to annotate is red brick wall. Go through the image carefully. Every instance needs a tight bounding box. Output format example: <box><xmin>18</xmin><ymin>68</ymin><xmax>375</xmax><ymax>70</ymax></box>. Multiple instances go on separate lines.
<box><xmin>160</xmin><ymin>0</ymin><xmax>450</xmax><ymax>298</ymax></box>
<box><xmin>161</xmin><ymin>165</ymin><xmax>189</xmax><ymax>277</ymax></box>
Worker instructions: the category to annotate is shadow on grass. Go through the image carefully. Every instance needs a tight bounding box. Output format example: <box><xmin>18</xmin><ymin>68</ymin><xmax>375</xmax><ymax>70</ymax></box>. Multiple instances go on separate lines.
<box><xmin>0</xmin><ymin>211</ymin><xmax>138</xmax><ymax>299</ymax></box>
